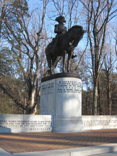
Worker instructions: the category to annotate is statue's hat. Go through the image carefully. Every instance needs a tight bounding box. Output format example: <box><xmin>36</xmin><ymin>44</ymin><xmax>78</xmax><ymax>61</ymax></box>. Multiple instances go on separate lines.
<box><xmin>55</xmin><ymin>15</ymin><xmax>66</xmax><ymax>23</ymax></box>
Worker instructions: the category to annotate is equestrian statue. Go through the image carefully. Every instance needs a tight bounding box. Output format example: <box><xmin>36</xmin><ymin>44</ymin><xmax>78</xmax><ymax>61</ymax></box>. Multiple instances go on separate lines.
<box><xmin>45</xmin><ymin>15</ymin><xmax>85</xmax><ymax>74</ymax></box>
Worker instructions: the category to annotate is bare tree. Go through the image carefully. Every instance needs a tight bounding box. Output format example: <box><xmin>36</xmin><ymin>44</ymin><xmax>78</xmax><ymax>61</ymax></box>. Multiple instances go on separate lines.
<box><xmin>103</xmin><ymin>38</ymin><xmax>117</xmax><ymax>114</ymax></box>
<box><xmin>80</xmin><ymin>0</ymin><xmax>117</xmax><ymax>115</ymax></box>
<box><xmin>51</xmin><ymin>0</ymin><xmax>84</xmax><ymax>28</ymax></box>
<box><xmin>1</xmin><ymin>0</ymin><xmax>49</xmax><ymax>114</ymax></box>
<box><xmin>0</xmin><ymin>0</ymin><xmax>13</xmax><ymax>37</ymax></box>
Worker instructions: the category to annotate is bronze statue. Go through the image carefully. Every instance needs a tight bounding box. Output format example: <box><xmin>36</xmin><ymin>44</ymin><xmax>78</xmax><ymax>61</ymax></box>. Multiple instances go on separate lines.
<box><xmin>45</xmin><ymin>16</ymin><xmax>85</xmax><ymax>75</ymax></box>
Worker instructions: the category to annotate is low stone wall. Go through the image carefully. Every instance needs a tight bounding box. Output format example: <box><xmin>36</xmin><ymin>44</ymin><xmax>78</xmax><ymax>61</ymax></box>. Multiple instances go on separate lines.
<box><xmin>0</xmin><ymin>114</ymin><xmax>52</xmax><ymax>133</ymax></box>
<box><xmin>0</xmin><ymin>114</ymin><xmax>117</xmax><ymax>133</ymax></box>
<box><xmin>82</xmin><ymin>115</ymin><xmax>117</xmax><ymax>130</ymax></box>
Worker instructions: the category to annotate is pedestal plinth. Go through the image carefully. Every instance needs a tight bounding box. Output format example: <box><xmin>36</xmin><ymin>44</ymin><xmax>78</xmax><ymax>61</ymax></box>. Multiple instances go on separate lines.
<box><xmin>40</xmin><ymin>73</ymin><xmax>83</xmax><ymax>132</ymax></box>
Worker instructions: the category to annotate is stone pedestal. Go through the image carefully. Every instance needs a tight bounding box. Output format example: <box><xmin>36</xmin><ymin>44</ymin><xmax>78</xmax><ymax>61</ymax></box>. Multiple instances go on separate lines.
<box><xmin>40</xmin><ymin>73</ymin><xmax>83</xmax><ymax>132</ymax></box>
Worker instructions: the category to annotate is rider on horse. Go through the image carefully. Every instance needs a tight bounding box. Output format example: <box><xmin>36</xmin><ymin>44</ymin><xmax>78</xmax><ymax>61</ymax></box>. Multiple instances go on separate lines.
<box><xmin>52</xmin><ymin>15</ymin><xmax>67</xmax><ymax>55</ymax></box>
<box><xmin>54</xmin><ymin>15</ymin><xmax>67</xmax><ymax>35</ymax></box>
<box><xmin>52</xmin><ymin>15</ymin><xmax>77</xmax><ymax>58</ymax></box>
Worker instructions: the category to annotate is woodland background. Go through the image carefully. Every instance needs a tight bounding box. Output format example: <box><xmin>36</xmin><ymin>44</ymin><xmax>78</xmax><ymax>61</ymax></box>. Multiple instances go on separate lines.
<box><xmin>0</xmin><ymin>0</ymin><xmax>117</xmax><ymax>115</ymax></box>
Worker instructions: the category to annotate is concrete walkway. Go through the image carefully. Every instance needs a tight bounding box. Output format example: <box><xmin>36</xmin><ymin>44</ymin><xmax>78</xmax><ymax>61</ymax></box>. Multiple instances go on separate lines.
<box><xmin>0</xmin><ymin>129</ymin><xmax>117</xmax><ymax>156</ymax></box>
<box><xmin>0</xmin><ymin>148</ymin><xmax>12</xmax><ymax>156</ymax></box>
<box><xmin>95</xmin><ymin>152</ymin><xmax>117</xmax><ymax>156</ymax></box>
<box><xmin>0</xmin><ymin>144</ymin><xmax>117</xmax><ymax>156</ymax></box>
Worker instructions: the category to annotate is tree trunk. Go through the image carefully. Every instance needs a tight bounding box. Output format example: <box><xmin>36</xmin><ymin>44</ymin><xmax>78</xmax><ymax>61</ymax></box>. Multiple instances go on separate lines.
<box><xmin>107</xmin><ymin>70</ymin><xmax>111</xmax><ymax>115</ymax></box>
<box><xmin>30</xmin><ymin>87</ymin><xmax>36</xmax><ymax>114</ymax></box>
<box><xmin>98</xmin><ymin>77</ymin><xmax>103</xmax><ymax>115</ymax></box>
<box><xmin>92</xmin><ymin>78</ymin><xmax>98</xmax><ymax>115</ymax></box>
<box><xmin>92</xmin><ymin>44</ymin><xmax>99</xmax><ymax>115</ymax></box>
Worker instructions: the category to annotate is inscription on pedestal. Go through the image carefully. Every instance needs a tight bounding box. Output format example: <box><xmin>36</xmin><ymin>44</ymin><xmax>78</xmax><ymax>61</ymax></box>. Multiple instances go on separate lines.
<box><xmin>41</xmin><ymin>82</ymin><xmax>54</xmax><ymax>95</ymax></box>
<box><xmin>57</xmin><ymin>81</ymin><xmax>81</xmax><ymax>93</ymax></box>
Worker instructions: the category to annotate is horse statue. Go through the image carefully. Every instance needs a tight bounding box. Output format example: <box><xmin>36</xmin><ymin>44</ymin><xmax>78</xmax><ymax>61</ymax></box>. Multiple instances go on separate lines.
<box><xmin>45</xmin><ymin>25</ymin><xmax>85</xmax><ymax>74</ymax></box>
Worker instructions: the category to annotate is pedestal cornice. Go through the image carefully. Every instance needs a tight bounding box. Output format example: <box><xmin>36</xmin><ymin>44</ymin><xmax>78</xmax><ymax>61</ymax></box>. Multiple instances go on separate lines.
<box><xmin>41</xmin><ymin>73</ymin><xmax>80</xmax><ymax>82</ymax></box>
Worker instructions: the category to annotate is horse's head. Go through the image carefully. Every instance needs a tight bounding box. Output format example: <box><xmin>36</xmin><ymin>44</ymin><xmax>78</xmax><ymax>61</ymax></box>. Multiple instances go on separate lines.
<box><xmin>67</xmin><ymin>25</ymin><xmax>86</xmax><ymax>47</ymax></box>
<box><xmin>69</xmin><ymin>25</ymin><xmax>85</xmax><ymax>37</ymax></box>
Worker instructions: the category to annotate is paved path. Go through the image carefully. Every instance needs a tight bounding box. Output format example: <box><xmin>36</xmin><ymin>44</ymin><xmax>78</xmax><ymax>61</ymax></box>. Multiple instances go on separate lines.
<box><xmin>0</xmin><ymin>148</ymin><xmax>12</xmax><ymax>156</ymax></box>
<box><xmin>0</xmin><ymin>129</ymin><xmax>117</xmax><ymax>155</ymax></box>
<box><xmin>94</xmin><ymin>152</ymin><xmax>117</xmax><ymax>155</ymax></box>
<box><xmin>0</xmin><ymin>144</ymin><xmax>117</xmax><ymax>156</ymax></box>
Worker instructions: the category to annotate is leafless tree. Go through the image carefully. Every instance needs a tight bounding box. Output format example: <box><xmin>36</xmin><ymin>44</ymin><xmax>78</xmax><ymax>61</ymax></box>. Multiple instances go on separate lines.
<box><xmin>102</xmin><ymin>39</ymin><xmax>117</xmax><ymax>115</ymax></box>
<box><xmin>80</xmin><ymin>0</ymin><xmax>117</xmax><ymax>115</ymax></box>
<box><xmin>0</xmin><ymin>0</ymin><xmax>49</xmax><ymax>114</ymax></box>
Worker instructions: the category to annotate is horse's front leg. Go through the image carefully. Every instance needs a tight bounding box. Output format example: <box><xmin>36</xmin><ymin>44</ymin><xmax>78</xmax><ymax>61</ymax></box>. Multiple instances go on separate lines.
<box><xmin>51</xmin><ymin>64</ymin><xmax>55</xmax><ymax>74</ymax></box>
<box><xmin>63</xmin><ymin>51</ymin><xmax>66</xmax><ymax>73</ymax></box>
<box><xmin>49</xmin><ymin>59</ymin><xmax>52</xmax><ymax>75</ymax></box>
<box><xmin>67</xmin><ymin>52</ymin><xmax>72</xmax><ymax>72</ymax></box>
